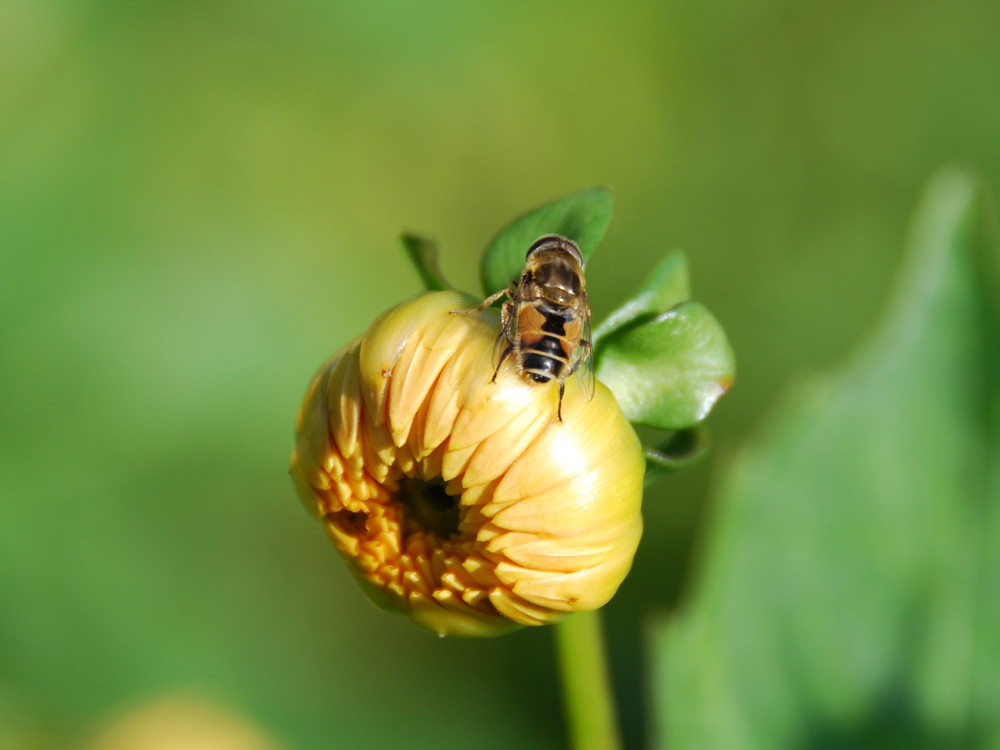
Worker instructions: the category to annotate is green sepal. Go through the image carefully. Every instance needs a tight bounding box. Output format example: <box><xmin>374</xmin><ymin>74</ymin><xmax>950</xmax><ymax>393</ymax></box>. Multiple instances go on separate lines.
<box><xmin>400</xmin><ymin>233</ymin><xmax>453</xmax><ymax>292</ymax></box>
<box><xmin>480</xmin><ymin>187</ymin><xmax>613</xmax><ymax>297</ymax></box>
<box><xmin>593</xmin><ymin>251</ymin><xmax>690</xmax><ymax>345</ymax></box>
<box><xmin>596</xmin><ymin>301</ymin><xmax>735</xmax><ymax>430</ymax></box>
<box><xmin>643</xmin><ymin>427</ymin><xmax>709</xmax><ymax>486</ymax></box>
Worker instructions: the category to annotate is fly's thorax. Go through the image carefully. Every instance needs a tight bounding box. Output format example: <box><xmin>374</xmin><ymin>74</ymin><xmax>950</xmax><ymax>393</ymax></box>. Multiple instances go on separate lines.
<box><xmin>526</xmin><ymin>255</ymin><xmax>583</xmax><ymax>305</ymax></box>
<box><xmin>523</xmin><ymin>236</ymin><xmax>586</xmax><ymax>307</ymax></box>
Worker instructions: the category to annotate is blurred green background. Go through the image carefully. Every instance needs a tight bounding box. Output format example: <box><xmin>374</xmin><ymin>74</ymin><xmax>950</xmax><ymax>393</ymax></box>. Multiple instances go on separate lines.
<box><xmin>2</xmin><ymin>1</ymin><xmax>999</xmax><ymax>748</ymax></box>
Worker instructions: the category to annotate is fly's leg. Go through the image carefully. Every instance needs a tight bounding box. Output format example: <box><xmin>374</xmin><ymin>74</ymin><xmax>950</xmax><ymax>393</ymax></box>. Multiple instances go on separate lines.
<box><xmin>489</xmin><ymin>300</ymin><xmax>518</xmax><ymax>383</ymax></box>
<box><xmin>556</xmin><ymin>379</ymin><xmax>565</xmax><ymax>422</ymax></box>
<box><xmin>455</xmin><ymin>291</ymin><xmax>516</xmax><ymax>387</ymax></box>
<box><xmin>451</xmin><ymin>288</ymin><xmax>508</xmax><ymax>315</ymax></box>
<box><xmin>493</xmin><ymin>344</ymin><xmax>514</xmax><ymax>383</ymax></box>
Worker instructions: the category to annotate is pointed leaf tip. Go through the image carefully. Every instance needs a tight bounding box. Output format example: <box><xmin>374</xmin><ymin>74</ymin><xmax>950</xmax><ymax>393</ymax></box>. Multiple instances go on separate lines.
<box><xmin>401</xmin><ymin>233</ymin><xmax>452</xmax><ymax>292</ymax></box>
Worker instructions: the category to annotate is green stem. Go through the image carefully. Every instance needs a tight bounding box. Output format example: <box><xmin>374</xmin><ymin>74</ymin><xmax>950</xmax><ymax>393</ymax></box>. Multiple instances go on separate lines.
<box><xmin>554</xmin><ymin>610</ymin><xmax>623</xmax><ymax>750</ymax></box>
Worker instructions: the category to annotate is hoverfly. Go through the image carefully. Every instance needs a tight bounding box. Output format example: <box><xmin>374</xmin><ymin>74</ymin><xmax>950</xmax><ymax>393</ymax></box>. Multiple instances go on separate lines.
<box><xmin>457</xmin><ymin>234</ymin><xmax>595</xmax><ymax>421</ymax></box>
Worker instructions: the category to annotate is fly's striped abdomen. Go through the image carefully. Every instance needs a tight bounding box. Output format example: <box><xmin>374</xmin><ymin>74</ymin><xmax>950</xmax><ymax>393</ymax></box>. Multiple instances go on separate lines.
<box><xmin>522</xmin><ymin>336</ymin><xmax>569</xmax><ymax>382</ymax></box>
<box><xmin>519</xmin><ymin>305</ymin><xmax>573</xmax><ymax>383</ymax></box>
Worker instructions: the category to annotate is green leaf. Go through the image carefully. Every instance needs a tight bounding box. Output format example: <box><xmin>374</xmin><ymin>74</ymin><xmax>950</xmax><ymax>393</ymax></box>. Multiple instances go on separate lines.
<box><xmin>593</xmin><ymin>251</ymin><xmax>690</xmax><ymax>345</ymax></box>
<box><xmin>400</xmin><ymin>233</ymin><xmax>453</xmax><ymax>292</ymax></box>
<box><xmin>480</xmin><ymin>187</ymin><xmax>613</xmax><ymax>296</ymax></box>
<box><xmin>651</xmin><ymin>169</ymin><xmax>1000</xmax><ymax>749</ymax></box>
<box><xmin>596</xmin><ymin>301</ymin><xmax>735</xmax><ymax>430</ymax></box>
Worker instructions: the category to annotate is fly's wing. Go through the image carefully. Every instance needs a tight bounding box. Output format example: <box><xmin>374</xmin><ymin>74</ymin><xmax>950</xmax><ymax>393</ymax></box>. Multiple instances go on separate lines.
<box><xmin>491</xmin><ymin>299</ymin><xmax>517</xmax><ymax>378</ymax></box>
<box><xmin>573</xmin><ymin>310</ymin><xmax>596</xmax><ymax>401</ymax></box>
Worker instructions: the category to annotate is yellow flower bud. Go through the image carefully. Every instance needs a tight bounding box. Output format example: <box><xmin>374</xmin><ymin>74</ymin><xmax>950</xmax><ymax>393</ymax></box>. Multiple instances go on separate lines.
<box><xmin>290</xmin><ymin>291</ymin><xmax>644</xmax><ymax>637</ymax></box>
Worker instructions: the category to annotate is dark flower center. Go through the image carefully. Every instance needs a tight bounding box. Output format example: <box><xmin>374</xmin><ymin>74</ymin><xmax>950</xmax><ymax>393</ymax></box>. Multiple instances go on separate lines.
<box><xmin>398</xmin><ymin>477</ymin><xmax>461</xmax><ymax>539</ymax></box>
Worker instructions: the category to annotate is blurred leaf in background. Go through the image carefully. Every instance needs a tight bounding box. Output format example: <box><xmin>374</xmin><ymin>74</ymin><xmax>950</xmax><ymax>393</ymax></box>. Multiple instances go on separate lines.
<box><xmin>1</xmin><ymin>0</ymin><xmax>1000</xmax><ymax>748</ymax></box>
<box><xmin>654</xmin><ymin>171</ymin><xmax>1000</xmax><ymax>747</ymax></box>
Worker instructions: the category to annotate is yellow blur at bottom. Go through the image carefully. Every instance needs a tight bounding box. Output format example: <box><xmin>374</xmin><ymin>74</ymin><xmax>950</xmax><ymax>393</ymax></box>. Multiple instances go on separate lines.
<box><xmin>81</xmin><ymin>696</ymin><xmax>283</xmax><ymax>750</ymax></box>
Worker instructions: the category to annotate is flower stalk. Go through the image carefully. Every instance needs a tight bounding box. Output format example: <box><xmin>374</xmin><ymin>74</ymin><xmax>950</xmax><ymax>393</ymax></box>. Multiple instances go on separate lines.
<box><xmin>556</xmin><ymin>611</ymin><xmax>623</xmax><ymax>750</ymax></box>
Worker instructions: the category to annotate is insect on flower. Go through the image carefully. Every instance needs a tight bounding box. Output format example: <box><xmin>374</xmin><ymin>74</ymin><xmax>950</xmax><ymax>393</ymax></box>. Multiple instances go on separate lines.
<box><xmin>456</xmin><ymin>234</ymin><xmax>595</xmax><ymax>421</ymax></box>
